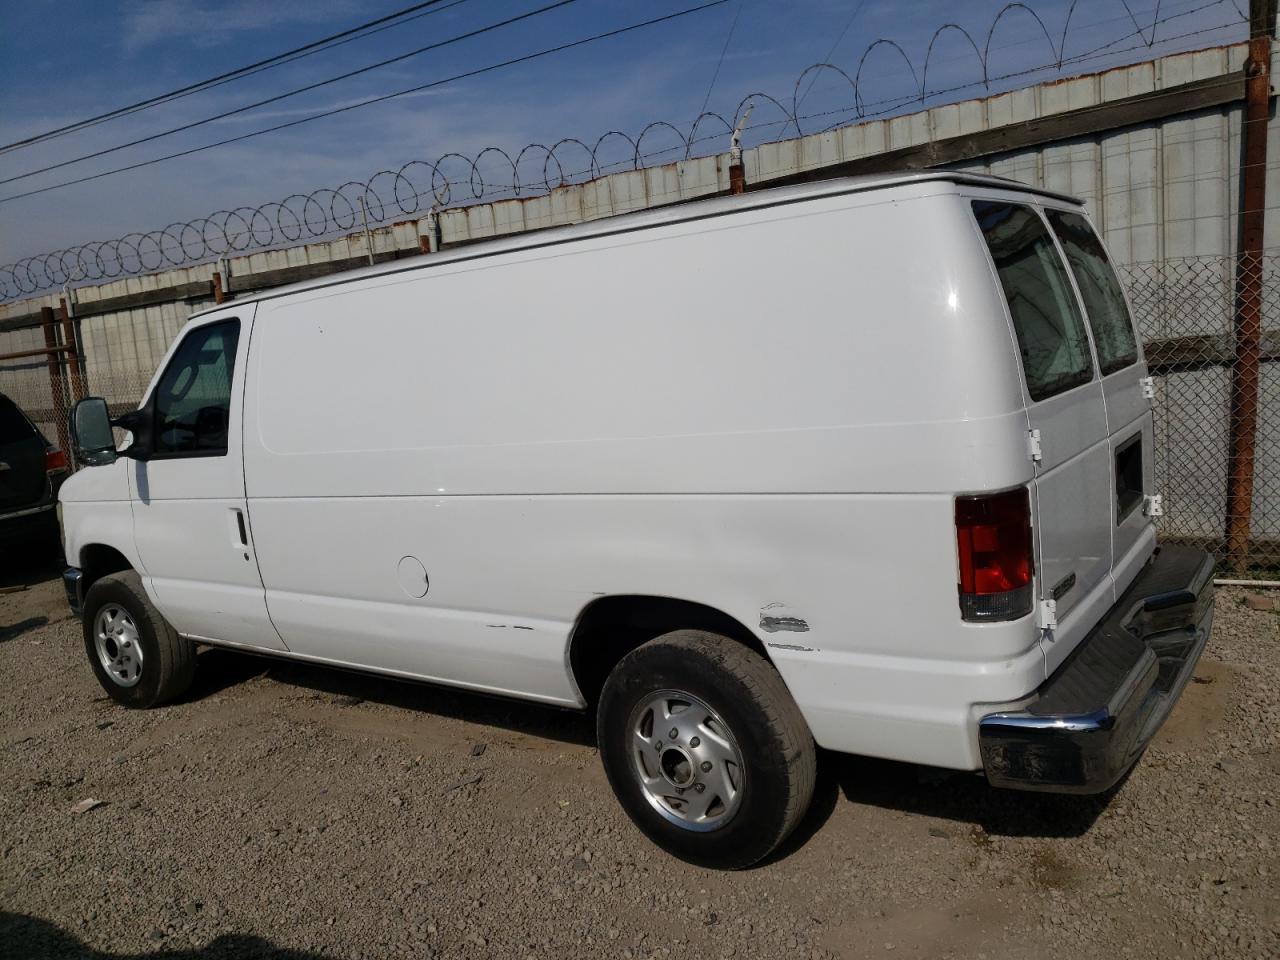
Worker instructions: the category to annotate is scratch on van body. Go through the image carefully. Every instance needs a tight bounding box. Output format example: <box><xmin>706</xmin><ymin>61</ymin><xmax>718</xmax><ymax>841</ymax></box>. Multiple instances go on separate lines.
<box><xmin>767</xmin><ymin>642</ymin><xmax>816</xmax><ymax>653</ymax></box>
<box><xmin>759</xmin><ymin>602</ymin><xmax>810</xmax><ymax>635</ymax></box>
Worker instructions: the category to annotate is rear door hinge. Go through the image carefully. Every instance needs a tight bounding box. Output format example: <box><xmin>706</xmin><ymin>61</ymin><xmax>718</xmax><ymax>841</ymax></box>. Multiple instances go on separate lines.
<box><xmin>1140</xmin><ymin>376</ymin><xmax>1156</xmax><ymax>400</ymax></box>
<box><xmin>1037</xmin><ymin>598</ymin><xmax>1058</xmax><ymax>631</ymax></box>
<box><xmin>1144</xmin><ymin>493</ymin><xmax>1164</xmax><ymax>518</ymax></box>
<box><xmin>1027</xmin><ymin>428</ymin><xmax>1043</xmax><ymax>463</ymax></box>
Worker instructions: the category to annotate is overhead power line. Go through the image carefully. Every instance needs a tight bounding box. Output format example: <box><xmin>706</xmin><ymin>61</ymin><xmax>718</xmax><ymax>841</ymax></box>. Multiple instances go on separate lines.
<box><xmin>696</xmin><ymin>0</ymin><xmax>745</xmax><ymax>119</ymax></box>
<box><xmin>0</xmin><ymin>0</ymin><xmax>581</xmax><ymax>188</ymax></box>
<box><xmin>796</xmin><ymin>0</ymin><xmax>867</xmax><ymax>110</ymax></box>
<box><xmin>0</xmin><ymin>0</ymin><xmax>472</xmax><ymax>156</ymax></box>
<box><xmin>0</xmin><ymin>0</ymin><xmax>730</xmax><ymax>205</ymax></box>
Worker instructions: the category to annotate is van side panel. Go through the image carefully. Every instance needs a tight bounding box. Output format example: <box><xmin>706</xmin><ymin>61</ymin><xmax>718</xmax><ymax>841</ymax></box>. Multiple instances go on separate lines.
<box><xmin>241</xmin><ymin>187</ymin><xmax>1042</xmax><ymax>766</ymax></box>
<box><xmin>244</xmin><ymin>191</ymin><xmax>1026</xmax><ymax>497</ymax></box>
<box><xmin>244</xmin><ymin>492</ymin><xmax>1042</xmax><ymax>763</ymax></box>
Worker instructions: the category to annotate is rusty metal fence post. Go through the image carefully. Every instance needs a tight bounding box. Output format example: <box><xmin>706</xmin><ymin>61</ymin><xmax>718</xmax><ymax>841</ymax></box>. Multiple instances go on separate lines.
<box><xmin>1224</xmin><ymin>0</ymin><xmax>1275</xmax><ymax>573</ymax></box>
<box><xmin>57</xmin><ymin>297</ymin><xmax>84</xmax><ymax>403</ymax></box>
<box><xmin>38</xmin><ymin>306</ymin><xmax>72</xmax><ymax>455</ymax></box>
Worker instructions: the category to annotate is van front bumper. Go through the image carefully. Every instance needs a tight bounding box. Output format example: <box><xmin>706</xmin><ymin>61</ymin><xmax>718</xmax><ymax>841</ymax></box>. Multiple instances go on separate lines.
<box><xmin>978</xmin><ymin>544</ymin><xmax>1214</xmax><ymax>794</ymax></box>
<box><xmin>63</xmin><ymin>566</ymin><xmax>84</xmax><ymax>620</ymax></box>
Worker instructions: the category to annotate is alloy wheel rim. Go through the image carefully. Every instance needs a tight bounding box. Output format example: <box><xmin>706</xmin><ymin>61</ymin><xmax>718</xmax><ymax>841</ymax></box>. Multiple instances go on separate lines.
<box><xmin>94</xmin><ymin>604</ymin><xmax>143</xmax><ymax>688</ymax></box>
<box><xmin>628</xmin><ymin>689</ymin><xmax>744</xmax><ymax>832</ymax></box>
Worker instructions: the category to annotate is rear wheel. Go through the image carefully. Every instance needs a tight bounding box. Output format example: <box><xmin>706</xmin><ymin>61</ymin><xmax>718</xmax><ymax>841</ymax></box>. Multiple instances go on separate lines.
<box><xmin>597</xmin><ymin>629</ymin><xmax>815</xmax><ymax>869</ymax></box>
<box><xmin>82</xmin><ymin>571</ymin><xmax>194</xmax><ymax>708</ymax></box>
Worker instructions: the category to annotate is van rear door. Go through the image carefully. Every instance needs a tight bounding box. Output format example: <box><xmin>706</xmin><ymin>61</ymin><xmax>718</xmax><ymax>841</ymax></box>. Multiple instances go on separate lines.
<box><xmin>1041</xmin><ymin>208</ymin><xmax>1153</xmax><ymax>593</ymax></box>
<box><xmin>971</xmin><ymin>200</ymin><xmax>1114</xmax><ymax>664</ymax></box>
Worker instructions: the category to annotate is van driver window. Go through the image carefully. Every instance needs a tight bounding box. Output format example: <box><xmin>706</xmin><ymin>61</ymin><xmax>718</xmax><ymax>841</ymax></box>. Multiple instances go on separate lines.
<box><xmin>972</xmin><ymin>201</ymin><xmax>1095</xmax><ymax>401</ymax></box>
<box><xmin>152</xmin><ymin>319</ymin><xmax>240</xmax><ymax>456</ymax></box>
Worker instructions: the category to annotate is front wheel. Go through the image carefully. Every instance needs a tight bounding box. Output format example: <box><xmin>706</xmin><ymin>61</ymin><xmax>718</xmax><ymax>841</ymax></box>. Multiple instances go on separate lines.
<box><xmin>597</xmin><ymin>630</ymin><xmax>816</xmax><ymax>869</ymax></box>
<box><xmin>82</xmin><ymin>570</ymin><xmax>195</xmax><ymax>708</ymax></box>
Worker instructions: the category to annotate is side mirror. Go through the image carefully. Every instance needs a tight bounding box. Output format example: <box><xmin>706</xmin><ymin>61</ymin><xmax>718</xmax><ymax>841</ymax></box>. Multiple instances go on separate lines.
<box><xmin>71</xmin><ymin>398</ymin><xmax>117</xmax><ymax>466</ymax></box>
<box><xmin>114</xmin><ymin>402</ymin><xmax>155</xmax><ymax>462</ymax></box>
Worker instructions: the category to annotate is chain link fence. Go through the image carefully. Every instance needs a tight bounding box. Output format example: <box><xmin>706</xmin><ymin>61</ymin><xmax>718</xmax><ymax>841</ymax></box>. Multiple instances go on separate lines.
<box><xmin>3</xmin><ymin>252</ymin><xmax>1277</xmax><ymax>578</ymax></box>
<box><xmin>1</xmin><ymin>367</ymin><xmax>151</xmax><ymax>457</ymax></box>
<box><xmin>1120</xmin><ymin>252</ymin><xmax>1279</xmax><ymax>578</ymax></box>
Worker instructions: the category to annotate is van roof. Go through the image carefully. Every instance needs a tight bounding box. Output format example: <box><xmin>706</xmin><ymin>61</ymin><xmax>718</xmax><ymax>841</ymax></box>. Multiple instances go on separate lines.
<box><xmin>195</xmin><ymin>171</ymin><xmax>1081</xmax><ymax>315</ymax></box>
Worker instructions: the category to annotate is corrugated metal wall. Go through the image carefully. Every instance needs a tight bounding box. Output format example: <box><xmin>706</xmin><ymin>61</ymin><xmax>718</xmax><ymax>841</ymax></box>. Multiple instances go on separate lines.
<box><xmin>954</xmin><ymin>44</ymin><xmax>1272</xmax><ymax>268</ymax></box>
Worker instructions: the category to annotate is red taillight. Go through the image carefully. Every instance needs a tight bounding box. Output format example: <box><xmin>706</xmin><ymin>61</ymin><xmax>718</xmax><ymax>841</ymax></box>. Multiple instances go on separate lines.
<box><xmin>955</xmin><ymin>488</ymin><xmax>1034</xmax><ymax>621</ymax></box>
<box><xmin>45</xmin><ymin>448</ymin><xmax>69</xmax><ymax>473</ymax></box>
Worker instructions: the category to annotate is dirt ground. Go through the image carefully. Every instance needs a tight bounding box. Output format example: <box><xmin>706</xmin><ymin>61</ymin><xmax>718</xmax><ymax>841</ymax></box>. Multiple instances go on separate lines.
<box><xmin>1</xmin><ymin>555</ymin><xmax>1277</xmax><ymax>960</ymax></box>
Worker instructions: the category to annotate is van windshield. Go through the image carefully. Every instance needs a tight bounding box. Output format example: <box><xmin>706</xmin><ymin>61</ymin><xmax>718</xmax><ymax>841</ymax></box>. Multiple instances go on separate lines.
<box><xmin>1045</xmin><ymin>209</ymin><xmax>1139</xmax><ymax>375</ymax></box>
<box><xmin>972</xmin><ymin>201</ymin><xmax>1095</xmax><ymax>401</ymax></box>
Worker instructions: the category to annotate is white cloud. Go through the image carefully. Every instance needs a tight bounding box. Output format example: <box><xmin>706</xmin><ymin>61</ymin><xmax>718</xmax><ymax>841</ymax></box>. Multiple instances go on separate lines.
<box><xmin>120</xmin><ymin>0</ymin><xmax>361</xmax><ymax>54</ymax></box>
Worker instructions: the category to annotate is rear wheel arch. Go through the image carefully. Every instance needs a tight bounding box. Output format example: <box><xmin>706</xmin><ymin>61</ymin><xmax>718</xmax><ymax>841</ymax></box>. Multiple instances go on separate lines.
<box><xmin>567</xmin><ymin>594</ymin><xmax>777</xmax><ymax>707</ymax></box>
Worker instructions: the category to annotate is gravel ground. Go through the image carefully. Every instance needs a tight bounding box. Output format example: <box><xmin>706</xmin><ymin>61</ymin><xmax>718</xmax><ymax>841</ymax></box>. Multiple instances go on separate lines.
<box><xmin>1</xmin><ymin>556</ymin><xmax>1277</xmax><ymax>960</ymax></box>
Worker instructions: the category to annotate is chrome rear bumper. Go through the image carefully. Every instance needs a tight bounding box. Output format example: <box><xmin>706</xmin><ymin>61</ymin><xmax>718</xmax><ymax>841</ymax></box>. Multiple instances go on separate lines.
<box><xmin>979</xmin><ymin>544</ymin><xmax>1214</xmax><ymax>794</ymax></box>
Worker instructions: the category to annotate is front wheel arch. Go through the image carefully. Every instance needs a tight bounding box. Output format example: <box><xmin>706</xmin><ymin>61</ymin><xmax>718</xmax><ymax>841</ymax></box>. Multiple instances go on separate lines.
<box><xmin>78</xmin><ymin>542</ymin><xmax>133</xmax><ymax>596</ymax></box>
<box><xmin>81</xmin><ymin>569</ymin><xmax>194</xmax><ymax>708</ymax></box>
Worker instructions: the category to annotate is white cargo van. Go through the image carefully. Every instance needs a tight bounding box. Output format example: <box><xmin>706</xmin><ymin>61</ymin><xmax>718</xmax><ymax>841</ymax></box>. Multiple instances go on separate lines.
<box><xmin>60</xmin><ymin>173</ymin><xmax>1214</xmax><ymax>868</ymax></box>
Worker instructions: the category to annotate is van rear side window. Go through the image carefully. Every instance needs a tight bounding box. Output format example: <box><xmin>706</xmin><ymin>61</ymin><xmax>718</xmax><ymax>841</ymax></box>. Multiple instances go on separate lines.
<box><xmin>1045</xmin><ymin>209</ymin><xmax>1139</xmax><ymax>375</ymax></box>
<box><xmin>972</xmin><ymin>201</ymin><xmax>1094</xmax><ymax>401</ymax></box>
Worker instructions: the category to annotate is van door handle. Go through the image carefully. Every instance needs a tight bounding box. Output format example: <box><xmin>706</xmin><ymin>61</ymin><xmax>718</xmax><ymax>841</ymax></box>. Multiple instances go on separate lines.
<box><xmin>233</xmin><ymin>509</ymin><xmax>249</xmax><ymax>547</ymax></box>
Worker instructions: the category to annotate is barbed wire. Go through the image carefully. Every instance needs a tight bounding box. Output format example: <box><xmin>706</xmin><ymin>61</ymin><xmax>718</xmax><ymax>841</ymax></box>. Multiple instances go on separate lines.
<box><xmin>0</xmin><ymin>0</ymin><xmax>1248</xmax><ymax>302</ymax></box>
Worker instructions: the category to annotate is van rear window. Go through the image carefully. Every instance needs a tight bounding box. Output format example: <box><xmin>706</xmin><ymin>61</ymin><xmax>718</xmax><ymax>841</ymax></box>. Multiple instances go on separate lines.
<box><xmin>1045</xmin><ymin>209</ymin><xmax>1139</xmax><ymax>375</ymax></box>
<box><xmin>972</xmin><ymin>201</ymin><xmax>1095</xmax><ymax>401</ymax></box>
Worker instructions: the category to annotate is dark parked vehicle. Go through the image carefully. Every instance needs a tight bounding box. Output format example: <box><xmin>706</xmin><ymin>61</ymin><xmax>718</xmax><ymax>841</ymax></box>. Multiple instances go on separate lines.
<box><xmin>0</xmin><ymin>392</ymin><xmax>69</xmax><ymax>556</ymax></box>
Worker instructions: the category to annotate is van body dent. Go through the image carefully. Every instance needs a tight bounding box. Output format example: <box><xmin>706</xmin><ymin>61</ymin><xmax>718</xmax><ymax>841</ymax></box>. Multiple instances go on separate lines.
<box><xmin>60</xmin><ymin>173</ymin><xmax>1214</xmax><ymax>868</ymax></box>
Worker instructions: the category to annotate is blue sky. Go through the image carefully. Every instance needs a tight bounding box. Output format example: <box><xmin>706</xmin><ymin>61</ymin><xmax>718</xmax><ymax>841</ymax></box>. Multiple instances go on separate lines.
<box><xmin>0</xmin><ymin>0</ymin><xmax>1251</xmax><ymax>267</ymax></box>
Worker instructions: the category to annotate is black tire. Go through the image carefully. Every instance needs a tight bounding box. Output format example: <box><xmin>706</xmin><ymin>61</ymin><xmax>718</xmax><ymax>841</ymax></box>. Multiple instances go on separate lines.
<box><xmin>597</xmin><ymin>629</ymin><xmax>816</xmax><ymax>869</ymax></box>
<box><xmin>82</xmin><ymin>570</ymin><xmax>195</xmax><ymax>708</ymax></box>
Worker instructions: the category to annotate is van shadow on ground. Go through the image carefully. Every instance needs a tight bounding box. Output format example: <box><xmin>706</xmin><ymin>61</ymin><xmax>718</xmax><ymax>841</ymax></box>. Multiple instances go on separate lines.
<box><xmin>187</xmin><ymin>645</ymin><xmax>597</xmax><ymax>749</ymax></box>
<box><xmin>763</xmin><ymin>747</ymin><xmax>1114</xmax><ymax>865</ymax></box>
<box><xmin>0</xmin><ymin>912</ymin><xmax>326</xmax><ymax>960</ymax></box>
<box><xmin>191</xmin><ymin>645</ymin><xmax>1111</xmax><ymax>859</ymax></box>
